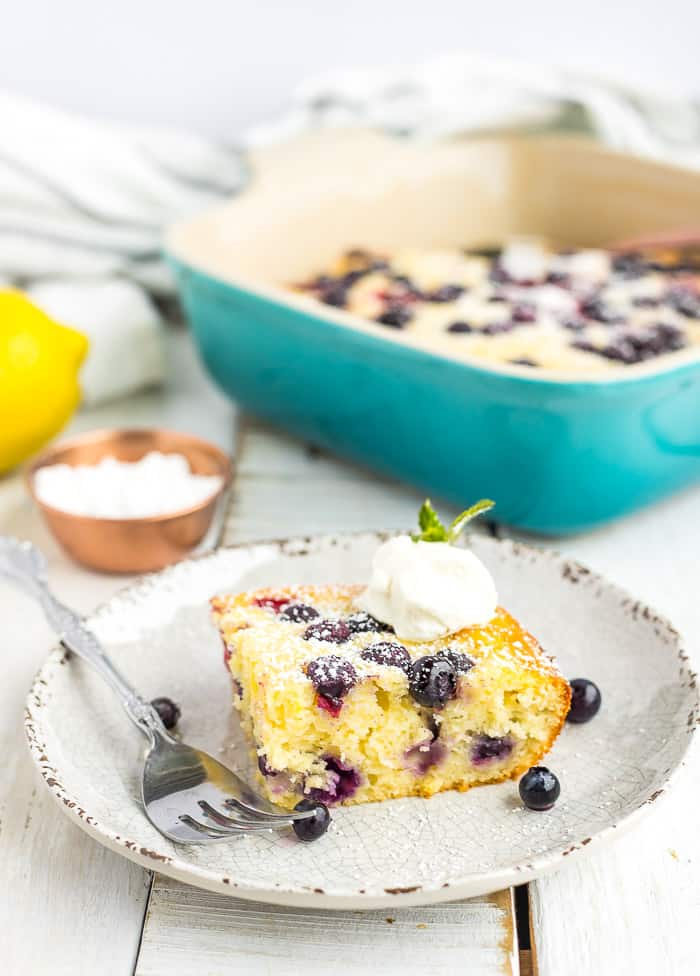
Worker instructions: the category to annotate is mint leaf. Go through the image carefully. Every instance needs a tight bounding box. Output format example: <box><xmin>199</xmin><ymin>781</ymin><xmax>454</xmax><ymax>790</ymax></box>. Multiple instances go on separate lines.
<box><xmin>412</xmin><ymin>499</ymin><xmax>448</xmax><ymax>542</ymax></box>
<box><xmin>447</xmin><ymin>499</ymin><xmax>495</xmax><ymax>543</ymax></box>
<box><xmin>412</xmin><ymin>497</ymin><xmax>495</xmax><ymax>543</ymax></box>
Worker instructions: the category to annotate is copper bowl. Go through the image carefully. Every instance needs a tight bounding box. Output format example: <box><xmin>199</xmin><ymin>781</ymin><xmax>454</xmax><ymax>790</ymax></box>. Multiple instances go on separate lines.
<box><xmin>27</xmin><ymin>428</ymin><xmax>232</xmax><ymax>573</ymax></box>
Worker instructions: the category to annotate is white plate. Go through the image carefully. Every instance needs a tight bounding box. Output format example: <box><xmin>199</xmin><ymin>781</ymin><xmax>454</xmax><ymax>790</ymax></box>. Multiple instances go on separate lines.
<box><xmin>25</xmin><ymin>533</ymin><xmax>698</xmax><ymax>909</ymax></box>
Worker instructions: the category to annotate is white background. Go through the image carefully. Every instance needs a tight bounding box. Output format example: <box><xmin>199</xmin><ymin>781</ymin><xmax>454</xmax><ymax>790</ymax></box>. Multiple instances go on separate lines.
<box><xmin>1</xmin><ymin>0</ymin><xmax>698</xmax><ymax>136</ymax></box>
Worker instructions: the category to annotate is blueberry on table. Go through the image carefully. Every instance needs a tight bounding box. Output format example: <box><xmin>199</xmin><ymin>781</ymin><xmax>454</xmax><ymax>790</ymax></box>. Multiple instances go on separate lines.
<box><xmin>280</xmin><ymin>603</ymin><xmax>319</xmax><ymax>623</ymax></box>
<box><xmin>567</xmin><ymin>678</ymin><xmax>602</xmax><ymax>723</ymax></box>
<box><xmin>293</xmin><ymin>799</ymin><xmax>331</xmax><ymax>842</ymax></box>
<box><xmin>409</xmin><ymin>655</ymin><xmax>457</xmax><ymax>709</ymax></box>
<box><xmin>519</xmin><ymin>766</ymin><xmax>560</xmax><ymax>811</ymax></box>
<box><xmin>151</xmin><ymin>696</ymin><xmax>181</xmax><ymax>730</ymax></box>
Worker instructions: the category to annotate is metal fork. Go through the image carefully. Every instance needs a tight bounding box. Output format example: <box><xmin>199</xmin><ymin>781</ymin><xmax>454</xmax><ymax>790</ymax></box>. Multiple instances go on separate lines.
<box><xmin>2</xmin><ymin>536</ymin><xmax>322</xmax><ymax>843</ymax></box>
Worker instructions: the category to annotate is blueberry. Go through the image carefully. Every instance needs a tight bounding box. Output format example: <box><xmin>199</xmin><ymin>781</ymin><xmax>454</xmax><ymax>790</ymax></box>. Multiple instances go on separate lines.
<box><xmin>257</xmin><ymin>754</ymin><xmax>277</xmax><ymax>776</ymax></box>
<box><xmin>293</xmin><ymin>798</ymin><xmax>331</xmax><ymax>841</ymax></box>
<box><xmin>151</xmin><ymin>696</ymin><xmax>181</xmax><ymax>730</ymax></box>
<box><xmin>481</xmin><ymin>321</ymin><xmax>514</xmax><ymax>335</ymax></box>
<box><xmin>667</xmin><ymin>286</ymin><xmax>700</xmax><ymax>318</ymax></box>
<box><xmin>567</xmin><ymin>677</ymin><xmax>602</xmax><ymax>723</ymax></box>
<box><xmin>304</xmin><ymin>619</ymin><xmax>351</xmax><ymax>644</ymax></box>
<box><xmin>561</xmin><ymin>316</ymin><xmax>586</xmax><ymax>331</ymax></box>
<box><xmin>546</xmin><ymin>271</ymin><xmax>571</xmax><ymax>287</ymax></box>
<box><xmin>575</xmin><ymin>323</ymin><xmax>687</xmax><ymax>365</ymax></box>
<box><xmin>437</xmin><ymin>648</ymin><xmax>475</xmax><ymax>673</ymax></box>
<box><xmin>471</xmin><ymin>734</ymin><xmax>513</xmax><ymax>765</ymax></box>
<box><xmin>409</xmin><ymin>655</ymin><xmax>457</xmax><ymax>709</ymax></box>
<box><xmin>306</xmin><ymin>655</ymin><xmax>357</xmax><ymax>708</ymax></box>
<box><xmin>376</xmin><ymin>308</ymin><xmax>413</xmax><ymax>328</ymax></box>
<box><xmin>309</xmin><ymin>756</ymin><xmax>360</xmax><ymax>804</ymax></box>
<box><xmin>428</xmin><ymin>284</ymin><xmax>465</xmax><ymax>302</ymax></box>
<box><xmin>511</xmin><ymin>303</ymin><xmax>537</xmax><ymax>323</ymax></box>
<box><xmin>340</xmin><ymin>268</ymin><xmax>368</xmax><ymax>287</ymax></box>
<box><xmin>489</xmin><ymin>263</ymin><xmax>511</xmax><ymax>284</ymax></box>
<box><xmin>311</xmin><ymin>274</ymin><xmax>334</xmax><ymax>289</ymax></box>
<box><xmin>519</xmin><ymin>766</ymin><xmax>560</xmax><ymax>811</ymax></box>
<box><xmin>580</xmin><ymin>298</ymin><xmax>625</xmax><ymax>325</ymax></box>
<box><xmin>446</xmin><ymin>321</ymin><xmax>473</xmax><ymax>333</ymax></box>
<box><xmin>280</xmin><ymin>603</ymin><xmax>320</xmax><ymax>623</ymax></box>
<box><xmin>404</xmin><ymin>737</ymin><xmax>446</xmax><ymax>774</ymax></box>
<box><xmin>612</xmin><ymin>252</ymin><xmax>647</xmax><ymax>278</ymax></box>
<box><xmin>320</xmin><ymin>284</ymin><xmax>348</xmax><ymax>307</ymax></box>
<box><xmin>510</xmin><ymin>357</ymin><xmax>537</xmax><ymax>367</ymax></box>
<box><xmin>361</xmin><ymin>641</ymin><xmax>412</xmax><ymax>673</ymax></box>
<box><xmin>345</xmin><ymin>611</ymin><xmax>393</xmax><ymax>635</ymax></box>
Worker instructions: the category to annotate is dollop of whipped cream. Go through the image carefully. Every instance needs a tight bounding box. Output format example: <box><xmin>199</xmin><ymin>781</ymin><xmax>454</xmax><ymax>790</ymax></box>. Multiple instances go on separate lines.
<box><xmin>356</xmin><ymin>535</ymin><xmax>498</xmax><ymax>641</ymax></box>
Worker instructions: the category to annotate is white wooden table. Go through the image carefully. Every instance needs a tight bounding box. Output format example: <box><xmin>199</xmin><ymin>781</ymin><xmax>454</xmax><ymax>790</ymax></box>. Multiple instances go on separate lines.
<box><xmin>2</xmin><ymin>328</ymin><xmax>699</xmax><ymax>975</ymax></box>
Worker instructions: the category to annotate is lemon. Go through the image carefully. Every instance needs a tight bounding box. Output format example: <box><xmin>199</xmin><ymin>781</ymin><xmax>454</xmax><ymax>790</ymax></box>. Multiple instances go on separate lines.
<box><xmin>0</xmin><ymin>290</ymin><xmax>88</xmax><ymax>474</ymax></box>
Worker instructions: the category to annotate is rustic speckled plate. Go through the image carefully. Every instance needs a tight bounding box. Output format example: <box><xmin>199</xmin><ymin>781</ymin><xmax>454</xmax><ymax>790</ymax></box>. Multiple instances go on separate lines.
<box><xmin>25</xmin><ymin>533</ymin><xmax>698</xmax><ymax>909</ymax></box>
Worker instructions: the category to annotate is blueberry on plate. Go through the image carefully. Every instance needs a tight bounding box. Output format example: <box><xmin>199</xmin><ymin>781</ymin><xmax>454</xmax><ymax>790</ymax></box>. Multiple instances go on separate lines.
<box><xmin>567</xmin><ymin>677</ymin><xmax>602</xmax><ymax>723</ymax></box>
<box><xmin>293</xmin><ymin>799</ymin><xmax>331</xmax><ymax>841</ymax></box>
<box><xmin>409</xmin><ymin>655</ymin><xmax>457</xmax><ymax>708</ymax></box>
<box><xmin>151</xmin><ymin>696</ymin><xmax>181</xmax><ymax>730</ymax></box>
<box><xmin>519</xmin><ymin>766</ymin><xmax>560</xmax><ymax>811</ymax></box>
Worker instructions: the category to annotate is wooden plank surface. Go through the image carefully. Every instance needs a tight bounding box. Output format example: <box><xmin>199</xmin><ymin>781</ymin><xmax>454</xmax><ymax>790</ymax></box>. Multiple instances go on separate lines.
<box><xmin>0</xmin><ymin>328</ymin><xmax>234</xmax><ymax>975</ymax></box>
<box><xmin>136</xmin><ymin>881</ymin><xmax>517</xmax><ymax>976</ymax></box>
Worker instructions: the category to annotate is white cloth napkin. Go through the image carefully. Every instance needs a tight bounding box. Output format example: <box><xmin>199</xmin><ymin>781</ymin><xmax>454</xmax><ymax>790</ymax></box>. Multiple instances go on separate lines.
<box><xmin>2</xmin><ymin>54</ymin><xmax>699</xmax><ymax>403</ymax></box>
<box><xmin>0</xmin><ymin>91</ymin><xmax>245</xmax><ymax>403</ymax></box>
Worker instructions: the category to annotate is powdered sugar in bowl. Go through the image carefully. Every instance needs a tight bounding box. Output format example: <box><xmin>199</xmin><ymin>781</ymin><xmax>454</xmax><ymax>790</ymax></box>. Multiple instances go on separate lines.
<box><xmin>27</xmin><ymin>428</ymin><xmax>232</xmax><ymax>573</ymax></box>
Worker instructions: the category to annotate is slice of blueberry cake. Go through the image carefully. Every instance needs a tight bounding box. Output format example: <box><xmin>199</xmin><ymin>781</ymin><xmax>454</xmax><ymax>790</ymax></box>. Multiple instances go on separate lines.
<box><xmin>293</xmin><ymin>240</ymin><xmax>700</xmax><ymax>373</ymax></box>
<box><xmin>211</xmin><ymin>584</ymin><xmax>571</xmax><ymax>809</ymax></box>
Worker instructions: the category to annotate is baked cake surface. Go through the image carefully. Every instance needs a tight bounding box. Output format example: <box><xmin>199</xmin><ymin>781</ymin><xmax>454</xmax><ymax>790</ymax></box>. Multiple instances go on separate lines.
<box><xmin>293</xmin><ymin>242</ymin><xmax>700</xmax><ymax>373</ymax></box>
<box><xmin>211</xmin><ymin>584</ymin><xmax>571</xmax><ymax>809</ymax></box>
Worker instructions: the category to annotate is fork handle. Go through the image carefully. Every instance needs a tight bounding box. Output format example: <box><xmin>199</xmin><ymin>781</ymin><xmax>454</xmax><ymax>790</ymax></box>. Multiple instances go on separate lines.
<box><xmin>1</xmin><ymin>537</ymin><xmax>168</xmax><ymax>741</ymax></box>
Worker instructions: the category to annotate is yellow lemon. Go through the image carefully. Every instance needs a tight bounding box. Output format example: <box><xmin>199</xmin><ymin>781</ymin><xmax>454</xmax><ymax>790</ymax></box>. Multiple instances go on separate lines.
<box><xmin>0</xmin><ymin>290</ymin><xmax>88</xmax><ymax>474</ymax></box>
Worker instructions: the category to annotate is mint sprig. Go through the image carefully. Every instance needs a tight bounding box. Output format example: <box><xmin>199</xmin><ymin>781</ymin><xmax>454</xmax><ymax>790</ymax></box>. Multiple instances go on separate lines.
<box><xmin>411</xmin><ymin>498</ymin><xmax>495</xmax><ymax>544</ymax></box>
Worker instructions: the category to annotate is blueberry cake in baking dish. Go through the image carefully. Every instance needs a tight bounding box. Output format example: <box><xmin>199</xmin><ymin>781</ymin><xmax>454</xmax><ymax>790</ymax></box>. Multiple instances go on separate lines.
<box><xmin>211</xmin><ymin>583</ymin><xmax>570</xmax><ymax>809</ymax></box>
<box><xmin>293</xmin><ymin>240</ymin><xmax>700</xmax><ymax>372</ymax></box>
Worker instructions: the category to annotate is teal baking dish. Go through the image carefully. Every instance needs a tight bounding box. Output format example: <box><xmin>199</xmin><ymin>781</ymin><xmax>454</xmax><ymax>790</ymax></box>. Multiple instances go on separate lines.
<box><xmin>167</xmin><ymin>132</ymin><xmax>700</xmax><ymax>534</ymax></box>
